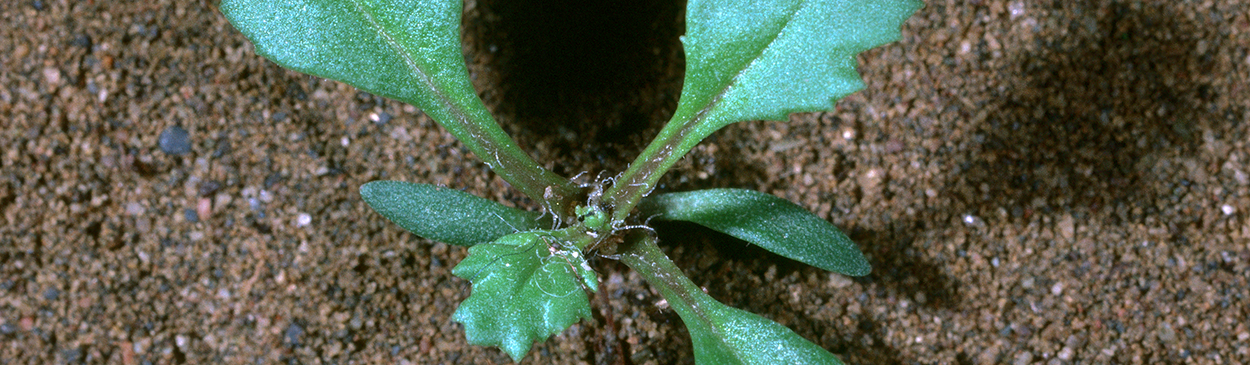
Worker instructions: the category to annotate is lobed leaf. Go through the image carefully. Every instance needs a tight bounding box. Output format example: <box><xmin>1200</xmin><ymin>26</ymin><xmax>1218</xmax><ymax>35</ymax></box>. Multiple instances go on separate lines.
<box><xmin>220</xmin><ymin>0</ymin><xmax>577</xmax><ymax>211</ymax></box>
<box><xmin>360</xmin><ymin>181</ymin><xmax>545</xmax><ymax>247</ymax></box>
<box><xmin>451</xmin><ymin>232</ymin><xmax>596</xmax><ymax>361</ymax></box>
<box><xmin>639</xmin><ymin>189</ymin><xmax>869</xmax><ymax>276</ymax></box>
<box><xmin>678</xmin><ymin>0</ymin><xmax>922</xmax><ymax>130</ymax></box>
<box><xmin>605</xmin><ymin>0</ymin><xmax>922</xmax><ymax>222</ymax></box>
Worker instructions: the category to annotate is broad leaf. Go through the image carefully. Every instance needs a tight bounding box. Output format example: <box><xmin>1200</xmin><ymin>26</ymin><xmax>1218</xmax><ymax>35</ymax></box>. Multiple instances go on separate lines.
<box><xmin>639</xmin><ymin>189</ymin><xmax>869</xmax><ymax>276</ymax></box>
<box><xmin>678</xmin><ymin>0</ymin><xmax>922</xmax><ymax>129</ymax></box>
<box><xmin>606</xmin><ymin>0</ymin><xmax>922</xmax><ymax>219</ymax></box>
<box><xmin>220</xmin><ymin>0</ymin><xmax>576</xmax><ymax>210</ymax></box>
<box><xmin>360</xmin><ymin>181</ymin><xmax>545</xmax><ymax>247</ymax></box>
<box><xmin>452</xmin><ymin>232</ymin><xmax>597</xmax><ymax>361</ymax></box>
<box><xmin>620</xmin><ymin>235</ymin><xmax>846</xmax><ymax>365</ymax></box>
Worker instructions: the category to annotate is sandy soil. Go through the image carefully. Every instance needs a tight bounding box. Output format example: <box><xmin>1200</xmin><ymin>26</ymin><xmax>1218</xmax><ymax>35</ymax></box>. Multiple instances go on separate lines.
<box><xmin>3</xmin><ymin>0</ymin><xmax>1249</xmax><ymax>364</ymax></box>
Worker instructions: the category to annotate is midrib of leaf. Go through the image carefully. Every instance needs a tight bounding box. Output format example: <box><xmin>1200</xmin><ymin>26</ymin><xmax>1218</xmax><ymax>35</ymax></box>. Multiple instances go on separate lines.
<box><xmin>348</xmin><ymin>0</ymin><xmax>578</xmax><ymax>215</ymax></box>
<box><xmin>605</xmin><ymin>1</ymin><xmax>806</xmax><ymax>223</ymax></box>
<box><xmin>618</xmin><ymin>235</ymin><xmax>751</xmax><ymax>364</ymax></box>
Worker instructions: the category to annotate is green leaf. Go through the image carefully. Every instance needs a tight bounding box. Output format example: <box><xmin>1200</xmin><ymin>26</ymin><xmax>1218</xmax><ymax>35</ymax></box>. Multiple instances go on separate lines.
<box><xmin>360</xmin><ymin>181</ymin><xmax>545</xmax><ymax>247</ymax></box>
<box><xmin>678</xmin><ymin>0</ymin><xmax>921</xmax><ymax>129</ymax></box>
<box><xmin>639</xmin><ymin>189</ymin><xmax>869</xmax><ymax>277</ymax></box>
<box><xmin>619</xmin><ymin>235</ymin><xmax>846</xmax><ymax>365</ymax></box>
<box><xmin>452</xmin><ymin>232</ymin><xmax>597</xmax><ymax>361</ymax></box>
<box><xmin>605</xmin><ymin>0</ymin><xmax>921</xmax><ymax>222</ymax></box>
<box><xmin>687</xmin><ymin>304</ymin><xmax>846</xmax><ymax>365</ymax></box>
<box><xmin>220</xmin><ymin>0</ymin><xmax>578</xmax><ymax>212</ymax></box>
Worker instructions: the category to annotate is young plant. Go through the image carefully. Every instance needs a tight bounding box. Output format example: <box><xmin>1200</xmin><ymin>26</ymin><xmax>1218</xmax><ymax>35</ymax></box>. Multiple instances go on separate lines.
<box><xmin>221</xmin><ymin>0</ymin><xmax>919</xmax><ymax>363</ymax></box>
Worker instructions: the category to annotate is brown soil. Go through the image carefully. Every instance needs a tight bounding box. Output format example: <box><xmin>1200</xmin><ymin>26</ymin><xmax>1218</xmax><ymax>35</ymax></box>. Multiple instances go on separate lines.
<box><xmin>3</xmin><ymin>0</ymin><xmax>1248</xmax><ymax>364</ymax></box>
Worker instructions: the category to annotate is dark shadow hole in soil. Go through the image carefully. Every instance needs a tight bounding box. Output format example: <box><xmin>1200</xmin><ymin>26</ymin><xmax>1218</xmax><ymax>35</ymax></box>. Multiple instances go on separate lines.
<box><xmin>962</xmin><ymin>2</ymin><xmax>1223</xmax><ymax>215</ymax></box>
<box><xmin>652</xmin><ymin>221</ymin><xmax>904</xmax><ymax>364</ymax></box>
<box><xmin>465</xmin><ymin>0</ymin><xmax>686</xmax><ymax>166</ymax></box>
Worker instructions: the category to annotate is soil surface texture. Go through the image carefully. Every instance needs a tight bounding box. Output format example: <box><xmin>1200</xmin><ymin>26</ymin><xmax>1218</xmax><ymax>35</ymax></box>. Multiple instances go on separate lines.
<box><xmin>3</xmin><ymin>0</ymin><xmax>1249</xmax><ymax>364</ymax></box>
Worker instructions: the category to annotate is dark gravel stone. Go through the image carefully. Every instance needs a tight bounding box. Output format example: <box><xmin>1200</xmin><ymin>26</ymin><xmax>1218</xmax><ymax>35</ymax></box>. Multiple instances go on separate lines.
<box><xmin>198</xmin><ymin>180</ymin><xmax>221</xmax><ymax>197</ymax></box>
<box><xmin>263</xmin><ymin>173</ymin><xmax>283</xmax><ymax>188</ymax></box>
<box><xmin>72</xmin><ymin>34</ymin><xmax>92</xmax><ymax>49</ymax></box>
<box><xmin>158</xmin><ymin>125</ymin><xmax>192</xmax><ymax>155</ymax></box>
<box><xmin>184</xmin><ymin>208</ymin><xmax>198</xmax><ymax>223</ymax></box>
<box><xmin>284</xmin><ymin>323</ymin><xmax>304</xmax><ymax>348</ymax></box>
<box><xmin>43</xmin><ymin>287</ymin><xmax>59</xmax><ymax>301</ymax></box>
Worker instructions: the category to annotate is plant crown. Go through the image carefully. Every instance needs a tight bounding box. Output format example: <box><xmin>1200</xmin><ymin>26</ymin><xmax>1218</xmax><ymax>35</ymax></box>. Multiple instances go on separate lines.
<box><xmin>222</xmin><ymin>0</ymin><xmax>920</xmax><ymax>363</ymax></box>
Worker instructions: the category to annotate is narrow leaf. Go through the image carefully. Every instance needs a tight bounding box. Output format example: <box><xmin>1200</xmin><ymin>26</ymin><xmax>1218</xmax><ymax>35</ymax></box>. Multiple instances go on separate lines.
<box><xmin>639</xmin><ymin>189</ymin><xmax>869</xmax><ymax>276</ymax></box>
<box><xmin>360</xmin><ymin>181</ymin><xmax>544</xmax><ymax>247</ymax></box>
<box><xmin>452</xmin><ymin>232</ymin><xmax>596</xmax><ymax>361</ymax></box>
<box><xmin>220</xmin><ymin>0</ymin><xmax>577</xmax><ymax>210</ymax></box>
<box><xmin>606</xmin><ymin>0</ymin><xmax>921</xmax><ymax>221</ymax></box>
<box><xmin>688</xmin><ymin>305</ymin><xmax>846</xmax><ymax>365</ymax></box>
<box><xmin>620</xmin><ymin>235</ymin><xmax>846</xmax><ymax>365</ymax></box>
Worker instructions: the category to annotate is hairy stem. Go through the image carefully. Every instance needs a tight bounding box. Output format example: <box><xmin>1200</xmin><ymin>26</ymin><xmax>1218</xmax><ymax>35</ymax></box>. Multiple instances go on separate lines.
<box><xmin>617</xmin><ymin>233</ymin><xmax>721</xmax><ymax>338</ymax></box>
<box><xmin>603</xmin><ymin>105</ymin><xmax>718</xmax><ymax>224</ymax></box>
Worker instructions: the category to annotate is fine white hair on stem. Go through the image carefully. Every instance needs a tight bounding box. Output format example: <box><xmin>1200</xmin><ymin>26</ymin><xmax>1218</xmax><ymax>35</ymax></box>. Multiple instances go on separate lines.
<box><xmin>611</xmin><ymin>224</ymin><xmax>656</xmax><ymax>235</ymax></box>
<box><xmin>491</xmin><ymin>212</ymin><xmax>523</xmax><ymax>233</ymax></box>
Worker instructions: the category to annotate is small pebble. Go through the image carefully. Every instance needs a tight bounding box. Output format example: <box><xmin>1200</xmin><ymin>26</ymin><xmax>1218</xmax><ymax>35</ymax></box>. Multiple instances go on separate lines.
<box><xmin>72</xmin><ymin>34</ymin><xmax>92</xmax><ymax>49</ymax></box>
<box><xmin>828</xmin><ymin>273</ymin><xmax>854</xmax><ymax>289</ymax></box>
<box><xmin>184</xmin><ymin>208</ymin><xmax>199</xmax><ymax>223</ymax></box>
<box><xmin>1158</xmin><ymin>322</ymin><xmax>1177</xmax><ymax>343</ymax></box>
<box><xmin>296</xmin><ymin>213</ymin><xmax>312</xmax><ymax>227</ymax></box>
<box><xmin>1013</xmin><ymin>351</ymin><xmax>1033</xmax><ymax>365</ymax></box>
<box><xmin>1051</xmin><ymin>282</ymin><xmax>1064</xmax><ymax>295</ymax></box>
<box><xmin>198</xmin><ymin>181</ymin><xmax>222</xmax><ymax>197</ymax></box>
<box><xmin>197</xmin><ymin>198</ymin><xmax>212</xmax><ymax>220</ymax></box>
<box><xmin>159</xmin><ymin>125</ymin><xmax>192</xmax><ymax>155</ymax></box>
<box><xmin>43</xmin><ymin>287</ymin><xmax>59</xmax><ymax>301</ymax></box>
<box><xmin>126</xmin><ymin>202</ymin><xmax>146</xmax><ymax>216</ymax></box>
<box><xmin>1058</xmin><ymin>346</ymin><xmax>1074</xmax><ymax>360</ymax></box>
<box><xmin>370</xmin><ymin>112</ymin><xmax>392</xmax><ymax>124</ymax></box>
<box><xmin>284</xmin><ymin>323</ymin><xmax>304</xmax><ymax>347</ymax></box>
<box><xmin>1221</xmin><ymin>205</ymin><xmax>1236</xmax><ymax>215</ymax></box>
<box><xmin>1058</xmin><ymin>214</ymin><xmax>1075</xmax><ymax>240</ymax></box>
<box><xmin>42</xmin><ymin>67</ymin><xmax>61</xmax><ymax>85</ymax></box>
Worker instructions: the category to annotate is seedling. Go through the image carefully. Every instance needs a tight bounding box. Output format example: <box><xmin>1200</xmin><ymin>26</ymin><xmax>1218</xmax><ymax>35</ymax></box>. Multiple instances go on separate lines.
<box><xmin>221</xmin><ymin>0</ymin><xmax>919</xmax><ymax>363</ymax></box>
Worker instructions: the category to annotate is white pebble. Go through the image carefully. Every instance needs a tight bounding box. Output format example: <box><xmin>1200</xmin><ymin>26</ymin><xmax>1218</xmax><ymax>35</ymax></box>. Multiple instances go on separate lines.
<box><xmin>991</xmin><ymin>257</ymin><xmax>1000</xmax><ymax>267</ymax></box>
<box><xmin>1221</xmin><ymin>205</ymin><xmax>1236</xmax><ymax>215</ymax></box>
<box><xmin>1058</xmin><ymin>347</ymin><xmax>1074</xmax><ymax>360</ymax></box>
<box><xmin>175</xmin><ymin>335</ymin><xmax>188</xmax><ymax>348</ymax></box>
<box><xmin>297</xmin><ymin>213</ymin><xmax>312</xmax><ymax>227</ymax></box>
<box><xmin>126</xmin><ymin>202</ymin><xmax>146</xmax><ymax>216</ymax></box>
<box><xmin>43</xmin><ymin>67</ymin><xmax>61</xmax><ymax>85</ymax></box>
<box><xmin>1051</xmin><ymin>282</ymin><xmax>1064</xmax><ymax>295</ymax></box>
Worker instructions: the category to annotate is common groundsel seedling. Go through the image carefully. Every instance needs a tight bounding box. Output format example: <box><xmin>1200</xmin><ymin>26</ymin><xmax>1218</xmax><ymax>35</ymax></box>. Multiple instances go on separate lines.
<box><xmin>221</xmin><ymin>0</ymin><xmax>919</xmax><ymax>363</ymax></box>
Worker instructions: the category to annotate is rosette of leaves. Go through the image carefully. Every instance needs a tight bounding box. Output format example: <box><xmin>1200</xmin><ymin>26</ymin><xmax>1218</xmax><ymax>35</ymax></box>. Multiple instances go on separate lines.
<box><xmin>221</xmin><ymin>0</ymin><xmax>920</xmax><ymax>363</ymax></box>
